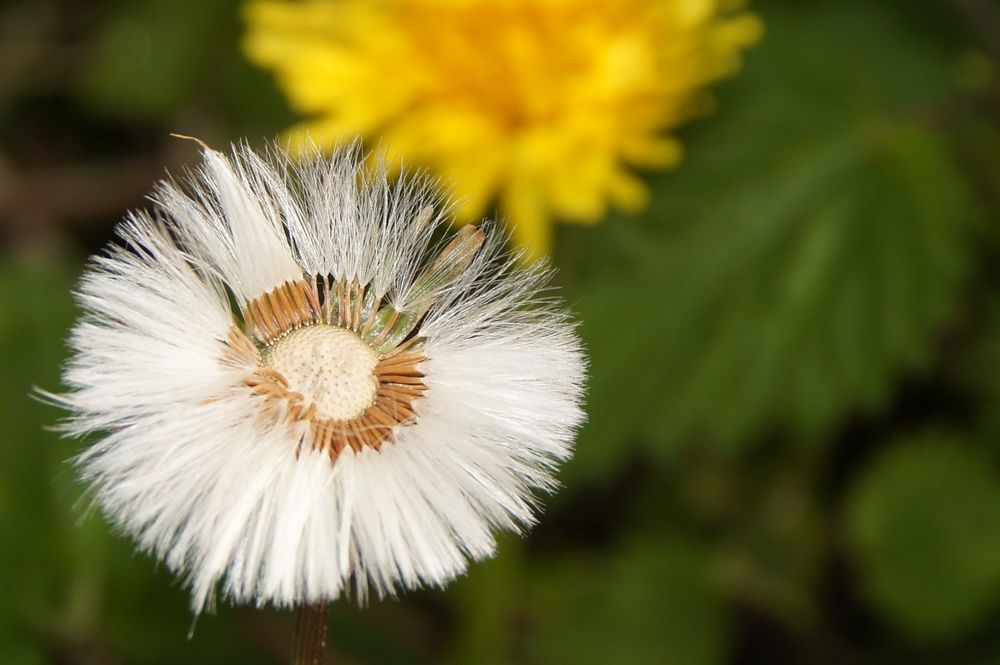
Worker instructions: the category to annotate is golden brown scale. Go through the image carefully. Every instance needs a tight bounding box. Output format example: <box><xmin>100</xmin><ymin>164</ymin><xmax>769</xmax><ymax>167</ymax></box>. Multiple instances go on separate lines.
<box><xmin>228</xmin><ymin>278</ymin><xmax>427</xmax><ymax>462</ymax></box>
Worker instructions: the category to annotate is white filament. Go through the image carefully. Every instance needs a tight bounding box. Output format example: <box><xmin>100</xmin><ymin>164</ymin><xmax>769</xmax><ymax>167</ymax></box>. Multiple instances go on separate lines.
<box><xmin>52</xmin><ymin>142</ymin><xmax>587</xmax><ymax>612</ymax></box>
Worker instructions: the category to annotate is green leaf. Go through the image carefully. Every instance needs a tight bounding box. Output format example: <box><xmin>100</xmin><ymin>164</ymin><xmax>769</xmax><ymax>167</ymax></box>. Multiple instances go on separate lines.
<box><xmin>526</xmin><ymin>538</ymin><xmax>726</xmax><ymax>665</ymax></box>
<box><xmin>844</xmin><ymin>434</ymin><xmax>1000</xmax><ymax>641</ymax></box>
<box><xmin>446</xmin><ymin>535</ymin><xmax>525</xmax><ymax>665</ymax></box>
<box><xmin>0</xmin><ymin>258</ymin><xmax>82</xmax><ymax>625</ymax></box>
<box><xmin>560</xmin><ymin>0</ymin><xmax>976</xmax><ymax>479</ymax></box>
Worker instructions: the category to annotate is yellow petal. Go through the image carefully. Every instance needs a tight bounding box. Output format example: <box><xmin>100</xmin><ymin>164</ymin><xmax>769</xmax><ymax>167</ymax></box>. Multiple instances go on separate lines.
<box><xmin>501</xmin><ymin>175</ymin><xmax>552</xmax><ymax>260</ymax></box>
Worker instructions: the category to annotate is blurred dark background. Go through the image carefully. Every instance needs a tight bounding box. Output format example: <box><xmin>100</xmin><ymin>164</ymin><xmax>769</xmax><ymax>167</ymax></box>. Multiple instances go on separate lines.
<box><xmin>3</xmin><ymin>0</ymin><xmax>1000</xmax><ymax>663</ymax></box>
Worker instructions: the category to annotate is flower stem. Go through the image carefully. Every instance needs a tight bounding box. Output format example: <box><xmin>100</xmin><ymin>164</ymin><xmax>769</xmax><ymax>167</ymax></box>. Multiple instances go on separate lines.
<box><xmin>291</xmin><ymin>603</ymin><xmax>329</xmax><ymax>665</ymax></box>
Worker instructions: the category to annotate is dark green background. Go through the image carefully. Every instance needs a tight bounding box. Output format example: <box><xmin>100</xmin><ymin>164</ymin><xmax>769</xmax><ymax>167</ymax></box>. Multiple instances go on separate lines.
<box><xmin>2</xmin><ymin>0</ymin><xmax>1000</xmax><ymax>663</ymax></box>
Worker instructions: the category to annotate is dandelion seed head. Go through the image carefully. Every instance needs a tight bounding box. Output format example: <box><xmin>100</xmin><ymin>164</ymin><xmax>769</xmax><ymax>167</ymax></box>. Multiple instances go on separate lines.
<box><xmin>51</xmin><ymin>141</ymin><xmax>586</xmax><ymax>612</ymax></box>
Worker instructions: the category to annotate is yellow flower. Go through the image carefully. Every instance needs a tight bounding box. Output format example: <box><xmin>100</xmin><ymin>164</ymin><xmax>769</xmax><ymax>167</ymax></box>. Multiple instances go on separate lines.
<box><xmin>244</xmin><ymin>0</ymin><xmax>762</xmax><ymax>258</ymax></box>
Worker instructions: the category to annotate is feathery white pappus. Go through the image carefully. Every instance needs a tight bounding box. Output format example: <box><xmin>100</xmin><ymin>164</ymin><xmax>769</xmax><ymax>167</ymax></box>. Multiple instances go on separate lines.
<box><xmin>50</xmin><ymin>141</ymin><xmax>586</xmax><ymax>612</ymax></box>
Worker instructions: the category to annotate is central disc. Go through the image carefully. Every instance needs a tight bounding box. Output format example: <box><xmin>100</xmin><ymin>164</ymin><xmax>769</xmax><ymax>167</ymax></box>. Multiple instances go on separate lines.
<box><xmin>264</xmin><ymin>325</ymin><xmax>379</xmax><ymax>421</ymax></box>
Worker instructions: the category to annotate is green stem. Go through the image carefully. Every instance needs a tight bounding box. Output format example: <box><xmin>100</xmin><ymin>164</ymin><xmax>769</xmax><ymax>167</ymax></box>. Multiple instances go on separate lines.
<box><xmin>291</xmin><ymin>604</ymin><xmax>329</xmax><ymax>665</ymax></box>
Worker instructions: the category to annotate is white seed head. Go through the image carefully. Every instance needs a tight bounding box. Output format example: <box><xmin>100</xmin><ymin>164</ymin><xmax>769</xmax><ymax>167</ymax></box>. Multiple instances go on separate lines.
<box><xmin>50</xmin><ymin>140</ymin><xmax>587</xmax><ymax>613</ymax></box>
<box><xmin>264</xmin><ymin>326</ymin><xmax>378</xmax><ymax>421</ymax></box>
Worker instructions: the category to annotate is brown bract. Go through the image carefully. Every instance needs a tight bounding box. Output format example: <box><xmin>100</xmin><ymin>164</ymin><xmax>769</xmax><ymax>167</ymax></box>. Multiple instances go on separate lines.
<box><xmin>225</xmin><ymin>278</ymin><xmax>427</xmax><ymax>461</ymax></box>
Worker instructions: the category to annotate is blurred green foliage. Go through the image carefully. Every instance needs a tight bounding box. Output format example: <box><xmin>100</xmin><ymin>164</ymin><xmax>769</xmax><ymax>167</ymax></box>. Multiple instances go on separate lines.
<box><xmin>3</xmin><ymin>0</ymin><xmax>1000</xmax><ymax>663</ymax></box>
<box><xmin>564</xmin><ymin>2</ymin><xmax>976</xmax><ymax>477</ymax></box>
<box><xmin>528</xmin><ymin>537</ymin><xmax>725</xmax><ymax>665</ymax></box>
<box><xmin>846</xmin><ymin>435</ymin><xmax>1000</xmax><ymax>641</ymax></box>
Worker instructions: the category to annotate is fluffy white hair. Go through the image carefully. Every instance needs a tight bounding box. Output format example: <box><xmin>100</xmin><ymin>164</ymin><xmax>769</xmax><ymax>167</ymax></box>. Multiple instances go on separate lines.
<box><xmin>52</xmin><ymin>141</ymin><xmax>586</xmax><ymax>612</ymax></box>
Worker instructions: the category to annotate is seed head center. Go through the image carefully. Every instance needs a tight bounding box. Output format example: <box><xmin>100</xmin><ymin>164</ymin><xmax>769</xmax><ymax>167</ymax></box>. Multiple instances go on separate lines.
<box><xmin>264</xmin><ymin>325</ymin><xmax>378</xmax><ymax>421</ymax></box>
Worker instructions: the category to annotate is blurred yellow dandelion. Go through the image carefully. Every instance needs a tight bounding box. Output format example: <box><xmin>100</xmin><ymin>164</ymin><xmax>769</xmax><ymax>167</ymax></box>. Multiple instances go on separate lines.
<box><xmin>244</xmin><ymin>0</ymin><xmax>763</xmax><ymax>257</ymax></box>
